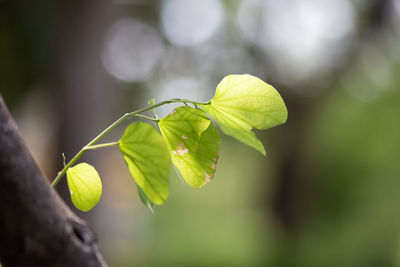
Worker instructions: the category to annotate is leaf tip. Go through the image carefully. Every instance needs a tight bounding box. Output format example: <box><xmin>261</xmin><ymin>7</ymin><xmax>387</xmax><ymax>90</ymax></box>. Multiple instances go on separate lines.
<box><xmin>257</xmin><ymin>144</ymin><xmax>267</xmax><ymax>157</ymax></box>
<box><xmin>261</xmin><ymin>149</ymin><xmax>267</xmax><ymax>157</ymax></box>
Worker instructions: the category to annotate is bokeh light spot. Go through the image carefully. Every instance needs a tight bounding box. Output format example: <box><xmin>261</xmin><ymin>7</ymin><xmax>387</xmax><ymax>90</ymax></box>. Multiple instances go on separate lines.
<box><xmin>161</xmin><ymin>0</ymin><xmax>224</xmax><ymax>46</ymax></box>
<box><xmin>102</xmin><ymin>18</ymin><xmax>164</xmax><ymax>83</ymax></box>
<box><xmin>237</xmin><ymin>0</ymin><xmax>355</xmax><ymax>92</ymax></box>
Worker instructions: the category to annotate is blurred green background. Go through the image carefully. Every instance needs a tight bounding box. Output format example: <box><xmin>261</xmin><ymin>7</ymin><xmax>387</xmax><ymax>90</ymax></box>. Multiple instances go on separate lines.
<box><xmin>2</xmin><ymin>0</ymin><xmax>400</xmax><ymax>266</ymax></box>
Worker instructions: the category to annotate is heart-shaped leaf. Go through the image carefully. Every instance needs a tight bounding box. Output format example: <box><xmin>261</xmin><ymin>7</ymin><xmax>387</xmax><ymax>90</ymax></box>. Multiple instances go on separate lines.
<box><xmin>200</xmin><ymin>74</ymin><xmax>287</xmax><ymax>155</ymax></box>
<box><xmin>119</xmin><ymin>122</ymin><xmax>170</xmax><ymax>205</ymax></box>
<box><xmin>158</xmin><ymin>106</ymin><xmax>220</xmax><ymax>188</ymax></box>
<box><xmin>67</xmin><ymin>163</ymin><xmax>102</xmax><ymax>212</ymax></box>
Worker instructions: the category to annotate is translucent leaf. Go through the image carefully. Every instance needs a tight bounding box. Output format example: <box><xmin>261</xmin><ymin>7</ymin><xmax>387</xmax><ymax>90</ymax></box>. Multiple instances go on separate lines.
<box><xmin>158</xmin><ymin>106</ymin><xmax>220</xmax><ymax>188</ymax></box>
<box><xmin>200</xmin><ymin>104</ymin><xmax>266</xmax><ymax>155</ymax></box>
<box><xmin>66</xmin><ymin>163</ymin><xmax>102</xmax><ymax>212</ymax></box>
<box><xmin>200</xmin><ymin>74</ymin><xmax>287</xmax><ymax>155</ymax></box>
<box><xmin>119</xmin><ymin>122</ymin><xmax>170</xmax><ymax>205</ymax></box>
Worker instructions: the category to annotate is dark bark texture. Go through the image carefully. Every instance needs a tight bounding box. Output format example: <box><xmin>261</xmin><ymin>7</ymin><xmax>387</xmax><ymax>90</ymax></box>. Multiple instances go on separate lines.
<box><xmin>0</xmin><ymin>95</ymin><xmax>107</xmax><ymax>266</ymax></box>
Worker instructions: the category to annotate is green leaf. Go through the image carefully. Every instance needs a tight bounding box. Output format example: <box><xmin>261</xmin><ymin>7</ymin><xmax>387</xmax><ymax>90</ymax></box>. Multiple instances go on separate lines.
<box><xmin>66</xmin><ymin>163</ymin><xmax>102</xmax><ymax>212</ymax></box>
<box><xmin>200</xmin><ymin>74</ymin><xmax>287</xmax><ymax>155</ymax></box>
<box><xmin>137</xmin><ymin>185</ymin><xmax>155</xmax><ymax>213</ymax></box>
<box><xmin>119</xmin><ymin>122</ymin><xmax>170</xmax><ymax>205</ymax></box>
<box><xmin>158</xmin><ymin>106</ymin><xmax>220</xmax><ymax>188</ymax></box>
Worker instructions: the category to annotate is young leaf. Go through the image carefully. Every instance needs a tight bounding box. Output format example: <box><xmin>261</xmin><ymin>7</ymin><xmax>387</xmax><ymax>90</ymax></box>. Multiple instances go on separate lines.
<box><xmin>66</xmin><ymin>163</ymin><xmax>102</xmax><ymax>212</ymax></box>
<box><xmin>158</xmin><ymin>106</ymin><xmax>220</xmax><ymax>188</ymax></box>
<box><xmin>119</xmin><ymin>122</ymin><xmax>170</xmax><ymax>205</ymax></box>
<box><xmin>200</xmin><ymin>74</ymin><xmax>287</xmax><ymax>155</ymax></box>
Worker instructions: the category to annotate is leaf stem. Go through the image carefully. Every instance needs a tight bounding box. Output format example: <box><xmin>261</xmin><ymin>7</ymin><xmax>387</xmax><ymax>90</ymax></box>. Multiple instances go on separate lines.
<box><xmin>62</xmin><ymin>153</ymin><xmax>66</xmax><ymax>167</ymax></box>
<box><xmin>51</xmin><ymin>98</ymin><xmax>207</xmax><ymax>187</ymax></box>
<box><xmin>85</xmin><ymin>142</ymin><xmax>119</xmax><ymax>150</ymax></box>
<box><xmin>133</xmin><ymin>114</ymin><xmax>159</xmax><ymax>122</ymax></box>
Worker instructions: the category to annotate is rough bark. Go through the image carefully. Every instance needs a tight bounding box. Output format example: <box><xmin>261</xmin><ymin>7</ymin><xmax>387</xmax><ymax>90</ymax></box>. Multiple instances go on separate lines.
<box><xmin>0</xmin><ymin>95</ymin><xmax>107</xmax><ymax>266</ymax></box>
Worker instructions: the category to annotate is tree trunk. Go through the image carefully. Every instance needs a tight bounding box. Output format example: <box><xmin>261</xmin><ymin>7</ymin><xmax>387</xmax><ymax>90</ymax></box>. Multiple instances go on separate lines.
<box><xmin>0</xmin><ymin>95</ymin><xmax>107</xmax><ymax>266</ymax></box>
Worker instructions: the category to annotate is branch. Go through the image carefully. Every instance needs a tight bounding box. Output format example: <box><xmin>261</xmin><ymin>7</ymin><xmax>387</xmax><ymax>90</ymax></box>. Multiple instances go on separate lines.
<box><xmin>0</xmin><ymin>95</ymin><xmax>107</xmax><ymax>266</ymax></box>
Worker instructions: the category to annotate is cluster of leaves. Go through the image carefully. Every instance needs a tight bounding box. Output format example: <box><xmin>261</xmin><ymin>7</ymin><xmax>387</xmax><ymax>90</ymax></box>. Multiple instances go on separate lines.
<box><xmin>65</xmin><ymin>74</ymin><xmax>288</xmax><ymax>212</ymax></box>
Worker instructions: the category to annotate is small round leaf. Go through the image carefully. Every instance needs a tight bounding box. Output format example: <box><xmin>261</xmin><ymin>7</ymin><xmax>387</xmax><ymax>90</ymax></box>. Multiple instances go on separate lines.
<box><xmin>66</xmin><ymin>163</ymin><xmax>102</xmax><ymax>212</ymax></box>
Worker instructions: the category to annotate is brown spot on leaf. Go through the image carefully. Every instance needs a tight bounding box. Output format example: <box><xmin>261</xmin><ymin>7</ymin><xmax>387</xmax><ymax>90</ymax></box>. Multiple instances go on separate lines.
<box><xmin>204</xmin><ymin>170</ymin><xmax>213</xmax><ymax>185</ymax></box>
<box><xmin>173</xmin><ymin>142</ymin><xmax>189</xmax><ymax>156</ymax></box>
